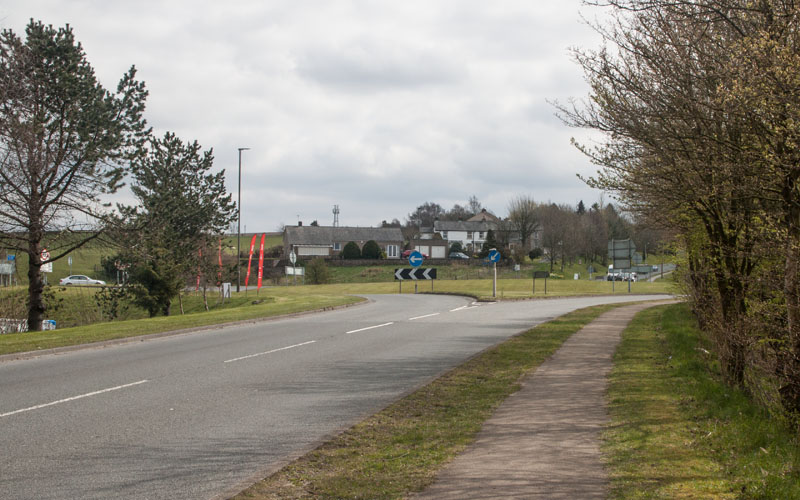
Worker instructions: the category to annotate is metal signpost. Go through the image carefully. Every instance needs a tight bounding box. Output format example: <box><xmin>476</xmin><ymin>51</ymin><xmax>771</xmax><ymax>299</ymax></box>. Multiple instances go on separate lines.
<box><xmin>608</xmin><ymin>239</ymin><xmax>636</xmax><ymax>293</ymax></box>
<box><xmin>408</xmin><ymin>250</ymin><xmax>423</xmax><ymax>293</ymax></box>
<box><xmin>408</xmin><ymin>250</ymin><xmax>424</xmax><ymax>267</ymax></box>
<box><xmin>533</xmin><ymin>270</ymin><xmax>550</xmax><ymax>294</ymax></box>
<box><xmin>289</xmin><ymin>251</ymin><xmax>297</xmax><ymax>285</ymax></box>
<box><xmin>488</xmin><ymin>249</ymin><xmax>501</xmax><ymax>298</ymax></box>
<box><xmin>40</xmin><ymin>248</ymin><xmax>52</xmax><ymax>283</ymax></box>
<box><xmin>394</xmin><ymin>267</ymin><xmax>437</xmax><ymax>293</ymax></box>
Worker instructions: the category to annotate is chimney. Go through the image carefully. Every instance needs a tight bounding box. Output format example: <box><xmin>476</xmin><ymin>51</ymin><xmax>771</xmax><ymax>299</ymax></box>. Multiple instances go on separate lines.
<box><xmin>298</xmin><ymin>221</ymin><xmax>303</xmax><ymax>227</ymax></box>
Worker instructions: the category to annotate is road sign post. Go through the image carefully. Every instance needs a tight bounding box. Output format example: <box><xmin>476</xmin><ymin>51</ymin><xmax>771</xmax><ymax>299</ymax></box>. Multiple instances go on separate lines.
<box><xmin>488</xmin><ymin>249</ymin><xmax>500</xmax><ymax>298</ymax></box>
<box><xmin>533</xmin><ymin>270</ymin><xmax>550</xmax><ymax>294</ymax></box>
<box><xmin>290</xmin><ymin>251</ymin><xmax>297</xmax><ymax>286</ymax></box>
<box><xmin>394</xmin><ymin>268</ymin><xmax>437</xmax><ymax>294</ymax></box>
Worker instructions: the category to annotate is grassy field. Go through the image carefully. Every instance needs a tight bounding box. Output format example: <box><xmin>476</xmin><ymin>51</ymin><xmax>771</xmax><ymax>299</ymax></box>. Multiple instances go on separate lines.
<box><xmin>0</xmin><ymin>291</ymin><xmax>362</xmax><ymax>356</ymax></box>
<box><xmin>274</xmin><ymin>276</ymin><xmax>673</xmax><ymax>300</ymax></box>
<box><xmin>234</xmin><ymin>303</ymin><xmax>623</xmax><ymax>500</ymax></box>
<box><xmin>604</xmin><ymin>303</ymin><xmax>800</xmax><ymax>498</ymax></box>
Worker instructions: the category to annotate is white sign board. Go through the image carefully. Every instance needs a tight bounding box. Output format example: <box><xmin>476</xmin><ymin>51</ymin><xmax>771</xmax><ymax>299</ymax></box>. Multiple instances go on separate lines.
<box><xmin>41</xmin><ymin>262</ymin><xmax>53</xmax><ymax>273</ymax></box>
<box><xmin>285</xmin><ymin>266</ymin><xmax>305</xmax><ymax>276</ymax></box>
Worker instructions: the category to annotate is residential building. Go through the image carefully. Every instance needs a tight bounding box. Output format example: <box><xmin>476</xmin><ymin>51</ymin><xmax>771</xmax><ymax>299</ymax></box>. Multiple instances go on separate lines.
<box><xmin>283</xmin><ymin>225</ymin><xmax>404</xmax><ymax>259</ymax></box>
<box><xmin>409</xmin><ymin>238</ymin><xmax>448</xmax><ymax>259</ymax></box>
<box><xmin>433</xmin><ymin>220</ymin><xmax>497</xmax><ymax>252</ymax></box>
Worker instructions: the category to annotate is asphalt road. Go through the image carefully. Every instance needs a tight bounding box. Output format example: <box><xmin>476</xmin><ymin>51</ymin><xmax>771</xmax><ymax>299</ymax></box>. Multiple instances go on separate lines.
<box><xmin>0</xmin><ymin>293</ymin><xmax>670</xmax><ymax>500</ymax></box>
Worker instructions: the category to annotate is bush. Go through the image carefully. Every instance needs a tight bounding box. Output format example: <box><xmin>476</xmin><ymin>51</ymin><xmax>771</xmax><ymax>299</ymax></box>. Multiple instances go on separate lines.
<box><xmin>305</xmin><ymin>258</ymin><xmax>330</xmax><ymax>284</ymax></box>
<box><xmin>341</xmin><ymin>241</ymin><xmax>361</xmax><ymax>259</ymax></box>
<box><xmin>361</xmin><ymin>240</ymin><xmax>382</xmax><ymax>259</ymax></box>
<box><xmin>449</xmin><ymin>241</ymin><xmax>463</xmax><ymax>254</ymax></box>
<box><xmin>529</xmin><ymin>248</ymin><xmax>544</xmax><ymax>260</ymax></box>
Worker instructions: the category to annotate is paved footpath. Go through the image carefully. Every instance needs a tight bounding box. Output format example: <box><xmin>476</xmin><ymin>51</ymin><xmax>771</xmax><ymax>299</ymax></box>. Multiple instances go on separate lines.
<box><xmin>412</xmin><ymin>300</ymin><xmax>676</xmax><ymax>500</ymax></box>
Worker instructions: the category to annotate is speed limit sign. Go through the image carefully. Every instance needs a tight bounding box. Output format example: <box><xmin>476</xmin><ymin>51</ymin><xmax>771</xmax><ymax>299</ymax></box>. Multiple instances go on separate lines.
<box><xmin>40</xmin><ymin>248</ymin><xmax>50</xmax><ymax>261</ymax></box>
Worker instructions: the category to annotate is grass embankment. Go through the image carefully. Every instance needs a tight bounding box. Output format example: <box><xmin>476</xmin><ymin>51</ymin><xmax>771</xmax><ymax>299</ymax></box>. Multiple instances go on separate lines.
<box><xmin>0</xmin><ymin>293</ymin><xmax>362</xmax><ymax>356</ymax></box>
<box><xmin>605</xmin><ymin>303</ymin><xmax>800</xmax><ymax>498</ymax></box>
<box><xmin>234</xmin><ymin>303</ymin><xmax>622</xmax><ymax>500</ymax></box>
<box><xmin>275</xmin><ymin>276</ymin><xmax>673</xmax><ymax>300</ymax></box>
<box><xmin>323</xmin><ymin>258</ymin><xmax>672</xmax><ymax>284</ymax></box>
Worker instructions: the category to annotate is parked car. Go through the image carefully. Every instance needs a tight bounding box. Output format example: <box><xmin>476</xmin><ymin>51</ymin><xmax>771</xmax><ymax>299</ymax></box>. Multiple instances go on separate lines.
<box><xmin>401</xmin><ymin>249</ymin><xmax>429</xmax><ymax>259</ymax></box>
<box><xmin>59</xmin><ymin>275</ymin><xmax>106</xmax><ymax>286</ymax></box>
<box><xmin>449</xmin><ymin>252</ymin><xmax>470</xmax><ymax>260</ymax></box>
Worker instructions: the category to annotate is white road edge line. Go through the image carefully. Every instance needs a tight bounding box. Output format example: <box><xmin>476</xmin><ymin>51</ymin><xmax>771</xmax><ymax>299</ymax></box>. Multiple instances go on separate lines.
<box><xmin>451</xmin><ymin>305</ymin><xmax>480</xmax><ymax>312</ymax></box>
<box><xmin>224</xmin><ymin>340</ymin><xmax>317</xmax><ymax>363</ymax></box>
<box><xmin>409</xmin><ymin>313</ymin><xmax>440</xmax><ymax>321</ymax></box>
<box><xmin>346</xmin><ymin>322</ymin><xmax>394</xmax><ymax>334</ymax></box>
<box><xmin>0</xmin><ymin>379</ymin><xmax>149</xmax><ymax>418</ymax></box>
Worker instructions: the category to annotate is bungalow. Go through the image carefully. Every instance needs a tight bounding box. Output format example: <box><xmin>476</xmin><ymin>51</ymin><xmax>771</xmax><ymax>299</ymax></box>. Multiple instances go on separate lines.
<box><xmin>283</xmin><ymin>225</ymin><xmax>404</xmax><ymax>259</ymax></box>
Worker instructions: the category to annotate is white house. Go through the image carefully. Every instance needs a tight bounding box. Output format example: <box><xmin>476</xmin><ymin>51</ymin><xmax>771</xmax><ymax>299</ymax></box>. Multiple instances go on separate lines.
<box><xmin>433</xmin><ymin>220</ymin><xmax>496</xmax><ymax>252</ymax></box>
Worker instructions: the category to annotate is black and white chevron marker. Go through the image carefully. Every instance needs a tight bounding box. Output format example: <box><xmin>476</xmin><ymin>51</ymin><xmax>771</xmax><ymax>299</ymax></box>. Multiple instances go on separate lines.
<box><xmin>394</xmin><ymin>268</ymin><xmax>437</xmax><ymax>280</ymax></box>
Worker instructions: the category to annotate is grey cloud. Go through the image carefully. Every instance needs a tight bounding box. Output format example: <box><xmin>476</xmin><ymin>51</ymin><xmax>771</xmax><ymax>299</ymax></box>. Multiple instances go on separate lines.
<box><xmin>295</xmin><ymin>39</ymin><xmax>467</xmax><ymax>92</ymax></box>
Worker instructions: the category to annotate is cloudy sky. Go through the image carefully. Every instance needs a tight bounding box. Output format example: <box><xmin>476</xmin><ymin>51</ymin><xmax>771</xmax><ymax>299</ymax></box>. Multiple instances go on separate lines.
<box><xmin>1</xmin><ymin>1</ymin><xmax>607</xmax><ymax>231</ymax></box>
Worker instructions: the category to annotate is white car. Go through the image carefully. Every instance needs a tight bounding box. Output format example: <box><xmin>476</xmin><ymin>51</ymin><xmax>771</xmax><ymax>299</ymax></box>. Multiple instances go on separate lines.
<box><xmin>59</xmin><ymin>275</ymin><xmax>105</xmax><ymax>286</ymax></box>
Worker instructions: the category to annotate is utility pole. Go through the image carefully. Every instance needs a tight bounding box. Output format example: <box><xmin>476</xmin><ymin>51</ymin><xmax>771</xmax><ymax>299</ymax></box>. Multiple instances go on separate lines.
<box><xmin>236</xmin><ymin>147</ymin><xmax>249</xmax><ymax>292</ymax></box>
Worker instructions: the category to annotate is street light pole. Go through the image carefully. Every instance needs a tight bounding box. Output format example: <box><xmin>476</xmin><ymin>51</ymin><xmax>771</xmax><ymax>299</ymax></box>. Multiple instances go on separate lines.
<box><xmin>236</xmin><ymin>147</ymin><xmax>249</xmax><ymax>293</ymax></box>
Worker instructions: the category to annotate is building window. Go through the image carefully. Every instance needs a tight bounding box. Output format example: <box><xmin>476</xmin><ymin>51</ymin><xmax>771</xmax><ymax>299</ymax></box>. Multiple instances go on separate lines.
<box><xmin>442</xmin><ymin>231</ymin><xmax>448</xmax><ymax>239</ymax></box>
<box><xmin>467</xmin><ymin>231</ymin><xmax>473</xmax><ymax>239</ymax></box>
<box><xmin>333</xmin><ymin>242</ymin><xmax>341</xmax><ymax>251</ymax></box>
<box><xmin>479</xmin><ymin>232</ymin><xmax>484</xmax><ymax>239</ymax></box>
<box><xmin>387</xmin><ymin>245</ymin><xmax>398</xmax><ymax>258</ymax></box>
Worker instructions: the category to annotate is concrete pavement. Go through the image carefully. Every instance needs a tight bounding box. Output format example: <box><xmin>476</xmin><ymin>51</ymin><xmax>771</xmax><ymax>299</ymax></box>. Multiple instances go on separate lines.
<box><xmin>412</xmin><ymin>300</ymin><xmax>675</xmax><ymax>500</ymax></box>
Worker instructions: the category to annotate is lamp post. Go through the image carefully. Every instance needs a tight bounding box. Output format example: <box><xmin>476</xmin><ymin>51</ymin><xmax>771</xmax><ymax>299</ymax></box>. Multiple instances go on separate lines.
<box><xmin>236</xmin><ymin>147</ymin><xmax>249</xmax><ymax>293</ymax></box>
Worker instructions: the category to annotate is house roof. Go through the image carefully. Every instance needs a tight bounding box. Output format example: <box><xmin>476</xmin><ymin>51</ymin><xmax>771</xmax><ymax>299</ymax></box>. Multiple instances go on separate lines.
<box><xmin>467</xmin><ymin>209</ymin><xmax>501</xmax><ymax>222</ymax></box>
<box><xmin>434</xmin><ymin>220</ymin><xmax>497</xmax><ymax>232</ymax></box>
<box><xmin>284</xmin><ymin>226</ymin><xmax>404</xmax><ymax>245</ymax></box>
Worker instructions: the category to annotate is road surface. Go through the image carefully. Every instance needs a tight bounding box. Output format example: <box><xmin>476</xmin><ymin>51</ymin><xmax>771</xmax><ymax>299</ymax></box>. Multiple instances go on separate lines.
<box><xmin>0</xmin><ymin>293</ymin><xmax>670</xmax><ymax>500</ymax></box>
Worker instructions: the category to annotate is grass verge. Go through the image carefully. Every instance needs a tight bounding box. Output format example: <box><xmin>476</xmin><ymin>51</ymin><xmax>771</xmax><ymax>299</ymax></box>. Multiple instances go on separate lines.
<box><xmin>0</xmin><ymin>294</ymin><xmax>362</xmax><ymax>356</ymax></box>
<box><xmin>604</xmin><ymin>303</ymin><xmax>800</xmax><ymax>499</ymax></box>
<box><xmin>234</xmin><ymin>303</ymin><xmax>624</xmax><ymax>500</ymax></box>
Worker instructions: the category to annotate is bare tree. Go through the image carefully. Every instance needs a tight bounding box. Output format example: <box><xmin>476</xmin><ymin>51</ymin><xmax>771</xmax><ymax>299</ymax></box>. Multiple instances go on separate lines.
<box><xmin>560</xmin><ymin>0</ymin><xmax>800</xmax><ymax>418</ymax></box>
<box><xmin>506</xmin><ymin>195</ymin><xmax>540</xmax><ymax>252</ymax></box>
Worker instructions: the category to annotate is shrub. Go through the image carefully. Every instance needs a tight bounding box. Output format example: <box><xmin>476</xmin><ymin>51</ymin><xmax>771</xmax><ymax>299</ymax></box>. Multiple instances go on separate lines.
<box><xmin>449</xmin><ymin>241</ymin><xmax>463</xmax><ymax>254</ymax></box>
<box><xmin>361</xmin><ymin>240</ymin><xmax>382</xmax><ymax>259</ymax></box>
<box><xmin>529</xmin><ymin>248</ymin><xmax>544</xmax><ymax>260</ymax></box>
<box><xmin>341</xmin><ymin>241</ymin><xmax>361</xmax><ymax>259</ymax></box>
<box><xmin>305</xmin><ymin>258</ymin><xmax>330</xmax><ymax>284</ymax></box>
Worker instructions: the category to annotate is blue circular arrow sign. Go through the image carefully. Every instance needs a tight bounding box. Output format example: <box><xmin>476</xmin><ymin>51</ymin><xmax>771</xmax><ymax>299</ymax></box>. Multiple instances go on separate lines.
<box><xmin>488</xmin><ymin>249</ymin><xmax>501</xmax><ymax>263</ymax></box>
<box><xmin>408</xmin><ymin>250</ymin><xmax>424</xmax><ymax>268</ymax></box>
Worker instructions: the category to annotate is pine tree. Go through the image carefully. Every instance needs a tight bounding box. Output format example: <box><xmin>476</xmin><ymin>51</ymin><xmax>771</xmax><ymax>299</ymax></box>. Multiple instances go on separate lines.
<box><xmin>120</xmin><ymin>132</ymin><xmax>235</xmax><ymax>316</ymax></box>
<box><xmin>0</xmin><ymin>21</ymin><xmax>148</xmax><ymax>329</ymax></box>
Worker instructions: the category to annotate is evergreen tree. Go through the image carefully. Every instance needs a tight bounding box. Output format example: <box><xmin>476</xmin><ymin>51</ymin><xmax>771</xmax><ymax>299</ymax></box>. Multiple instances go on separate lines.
<box><xmin>341</xmin><ymin>241</ymin><xmax>361</xmax><ymax>259</ymax></box>
<box><xmin>479</xmin><ymin>230</ymin><xmax>498</xmax><ymax>258</ymax></box>
<box><xmin>0</xmin><ymin>21</ymin><xmax>148</xmax><ymax>329</ymax></box>
<box><xmin>120</xmin><ymin>132</ymin><xmax>235</xmax><ymax>316</ymax></box>
<box><xmin>361</xmin><ymin>240</ymin><xmax>382</xmax><ymax>259</ymax></box>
